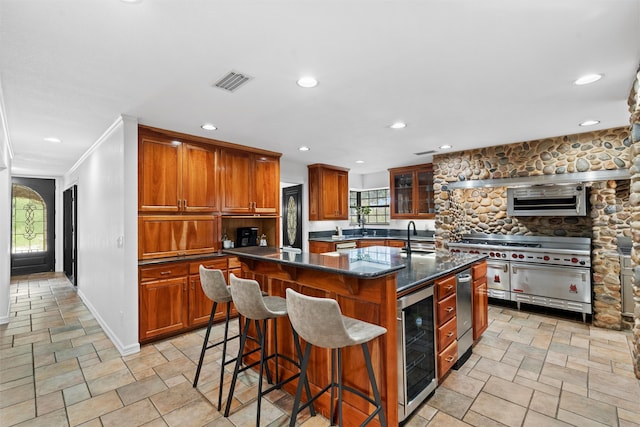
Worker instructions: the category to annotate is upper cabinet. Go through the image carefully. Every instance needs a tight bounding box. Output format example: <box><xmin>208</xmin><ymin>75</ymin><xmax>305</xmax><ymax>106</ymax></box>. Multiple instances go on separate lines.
<box><xmin>389</xmin><ymin>163</ymin><xmax>435</xmax><ymax>219</ymax></box>
<box><xmin>308</xmin><ymin>164</ymin><xmax>350</xmax><ymax>221</ymax></box>
<box><xmin>219</xmin><ymin>149</ymin><xmax>280</xmax><ymax>215</ymax></box>
<box><xmin>138</xmin><ymin>131</ymin><xmax>218</xmax><ymax>213</ymax></box>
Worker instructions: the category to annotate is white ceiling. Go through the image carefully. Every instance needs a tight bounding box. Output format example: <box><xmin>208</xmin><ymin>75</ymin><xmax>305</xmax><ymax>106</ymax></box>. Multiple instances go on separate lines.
<box><xmin>1</xmin><ymin>0</ymin><xmax>639</xmax><ymax>177</ymax></box>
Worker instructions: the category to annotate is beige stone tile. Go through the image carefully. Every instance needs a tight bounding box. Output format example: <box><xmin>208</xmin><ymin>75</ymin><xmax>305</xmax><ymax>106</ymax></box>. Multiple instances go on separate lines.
<box><xmin>557</xmin><ymin>408</ymin><xmax>610</xmax><ymax>427</ymax></box>
<box><xmin>100</xmin><ymin>398</ymin><xmax>162</xmax><ymax>427</ymax></box>
<box><xmin>588</xmin><ymin>367</ymin><xmax>640</xmax><ymax>403</ymax></box>
<box><xmin>529</xmin><ymin>390</ymin><xmax>559</xmax><ymax>418</ymax></box>
<box><xmin>472</xmin><ymin>357</ymin><xmax>518</xmax><ymax>381</ymax></box>
<box><xmin>55</xmin><ymin>343</ymin><xmax>96</xmax><ymax>363</ymax></box>
<box><xmin>35</xmin><ymin>390</ymin><xmax>65</xmax><ymax>416</ymax></box>
<box><xmin>162</xmin><ymin>398</ymin><xmax>220</xmax><ymax>427</ymax></box>
<box><xmin>64</xmin><ymin>383</ymin><xmax>91</xmax><ymax>406</ymax></box>
<box><xmin>0</xmin><ymin>398</ymin><xmax>36</xmax><ymax>425</ymax></box>
<box><xmin>0</xmin><ymin>382</ymin><xmax>34</xmax><ymax>409</ymax></box>
<box><xmin>426</xmin><ymin>386</ymin><xmax>473</xmax><ymax>420</ymax></box>
<box><xmin>469</xmin><ymin>392</ymin><xmax>526</xmax><ymax>427</ymax></box>
<box><xmin>440</xmin><ymin>371</ymin><xmax>485</xmax><ymax>398</ymax></box>
<box><xmin>483</xmin><ymin>376</ymin><xmax>533</xmax><ymax>407</ymax></box>
<box><xmin>523</xmin><ymin>410</ymin><xmax>573</xmax><ymax>427</ymax></box>
<box><xmin>116</xmin><ymin>374</ymin><xmax>168</xmax><ymax>406</ymax></box>
<box><xmin>13</xmin><ymin>330</ymin><xmax>52</xmax><ymax>346</ymax></box>
<box><xmin>465</xmin><ymin>409</ymin><xmax>514</xmax><ymax>427</ymax></box>
<box><xmin>35</xmin><ymin>358</ymin><xmax>80</xmax><ymax>382</ymax></box>
<box><xmin>469</xmin><ymin>343</ymin><xmax>505</xmax><ymax>361</ymax></box>
<box><xmin>545</xmin><ymin>350</ymin><xmax>568</xmax><ymax>367</ymax></box>
<box><xmin>163</xmin><ymin>374</ymin><xmax>188</xmax><ymax>388</ymax></box>
<box><xmin>588</xmin><ymin>389</ymin><xmax>640</xmax><ymax>414</ymax></box>
<box><xmin>227</xmin><ymin>399</ymin><xmax>284</xmax><ymax>427</ymax></box>
<box><xmin>81</xmin><ymin>358</ymin><xmax>127</xmax><ymax>381</ymax></box>
<box><xmin>13</xmin><ymin>408</ymin><xmax>69</xmax><ymax>427</ymax></box>
<box><xmin>540</xmin><ymin>363</ymin><xmax>587</xmax><ymax>387</ymax></box>
<box><xmin>142</xmin><ymin>418</ymin><xmax>170</xmax><ymax>427</ymax></box>
<box><xmin>416</xmin><ymin>403</ymin><xmax>438</xmax><ymax>421</ymax></box>
<box><xmin>590</xmin><ymin>343</ymin><xmax>632</xmax><ymax>365</ymax></box>
<box><xmin>618</xmin><ymin>407</ymin><xmax>640</xmax><ymax>425</ymax></box>
<box><xmin>87</xmin><ymin>368</ymin><xmax>136</xmax><ymax>396</ymax></box>
<box><xmin>0</xmin><ymin>350</ymin><xmax>33</xmax><ymax>372</ymax></box>
<box><xmin>559</xmin><ymin>390</ymin><xmax>618</xmax><ymax>426</ymax></box>
<box><xmin>149</xmin><ymin>381</ymin><xmax>202</xmax><ymax>415</ymax></box>
<box><xmin>36</xmin><ymin>368</ymin><xmax>85</xmax><ymax>396</ymax></box>
<box><xmin>562</xmin><ymin>381</ymin><xmax>588</xmax><ymax>397</ymax></box>
<box><xmin>153</xmin><ymin>357</ymin><xmax>196</xmax><ymax>381</ymax></box>
<box><xmin>0</xmin><ymin>361</ymin><xmax>33</xmax><ymax>384</ymax></box>
<box><xmin>0</xmin><ymin>375</ymin><xmax>32</xmax><ymax>392</ymax></box>
<box><xmin>66</xmin><ymin>390</ymin><xmax>123</xmax><ymax>426</ymax></box>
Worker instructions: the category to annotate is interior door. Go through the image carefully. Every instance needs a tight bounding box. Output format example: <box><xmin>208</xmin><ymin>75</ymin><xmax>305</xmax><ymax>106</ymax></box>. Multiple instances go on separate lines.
<box><xmin>11</xmin><ymin>177</ymin><xmax>56</xmax><ymax>275</ymax></box>
<box><xmin>63</xmin><ymin>185</ymin><xmax>77</xmax><ymax>285</ymax></box>
<box><xmin>282</xmin><ymin>185</ymin><xmax>302</xmax><ymax>249</ymax></box>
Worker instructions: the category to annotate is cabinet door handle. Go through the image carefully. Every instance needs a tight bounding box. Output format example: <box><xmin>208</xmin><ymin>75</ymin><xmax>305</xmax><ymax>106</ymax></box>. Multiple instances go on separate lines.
<box><xmin>445</xmin><ymin>285</ymin><xmax>454</xmax><ymax>291</ymax></box>
<box><xmin>160</xmin><ymin>271</ymin><xmax>171</xmax><ymax>275</ymax></box>
<box><xmin>184</xmin><ymin>199</ymin><xmax>187</xmax><ymax>208</ymax></box>
<box><xmin>183</xmin><ymin>283</ymin><xmax>187</xmax><ymax>292</ymax></box>
<box><xmin>446</xmin><ymin>306</ymin><xmax>454</xmax><ymax>313</ymax></box>
<box><xmin>446</xmin><ymin>331</ymin><xmax>454</xmax><ymax>338</ymax></box>
<box><xmin>446</xmin><ymin>356</ymin><xmax>455</xmax><ymax>363</ymax></box>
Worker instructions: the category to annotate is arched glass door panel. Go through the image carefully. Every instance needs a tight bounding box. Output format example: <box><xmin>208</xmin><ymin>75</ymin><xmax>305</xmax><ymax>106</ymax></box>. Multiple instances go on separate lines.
<box><xmin>11</xmin><ymin>178</ymin><xmax>55</xmax><ymax>275</ymax></box>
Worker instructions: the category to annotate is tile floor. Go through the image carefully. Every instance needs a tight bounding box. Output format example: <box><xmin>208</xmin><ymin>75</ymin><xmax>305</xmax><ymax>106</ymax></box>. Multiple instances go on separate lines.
<box><xmin>1</xmin><ymin>273</ymin><xmax>639</xmax><ymax>427</ymax></box>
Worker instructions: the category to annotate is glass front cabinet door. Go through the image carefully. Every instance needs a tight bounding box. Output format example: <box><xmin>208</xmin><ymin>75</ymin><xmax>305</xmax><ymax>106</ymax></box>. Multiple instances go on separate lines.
<box><xmin>389</xmin><ymin>164</ymin><xmax>434</xmax><ymax>219</ymax></box>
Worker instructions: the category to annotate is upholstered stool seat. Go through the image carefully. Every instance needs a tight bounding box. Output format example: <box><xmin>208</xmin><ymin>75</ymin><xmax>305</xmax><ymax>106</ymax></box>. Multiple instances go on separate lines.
<box><xmin>192</xmin><ymin>266</ymin><xmax>269</xmax><ymax>411</ymax></box>
<box><xmin>224</xmin><ymin>274</ymin><xmax>315</xmax><ymax>426</ymax></box>
<box><xmin>286</xmin><ymin>288</ymin><xmax>387</xmax><ymax>427</ymax></box>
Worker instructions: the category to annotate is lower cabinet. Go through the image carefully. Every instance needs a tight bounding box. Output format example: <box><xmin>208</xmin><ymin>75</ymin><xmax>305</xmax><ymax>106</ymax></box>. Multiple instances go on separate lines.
<box><xmin>139</xmin><ymin>256</ymin><xmax>239</xmax><ymax>343</ymax></box>
<box><xmin>434</xmin><ymin>274</ymin><xmax>457</xmax><ymax>381</ymax></box>
<box><xmin>472</xmin><ymin>261</ymin><xmax>488</xmax><ymax>340</ymax></box>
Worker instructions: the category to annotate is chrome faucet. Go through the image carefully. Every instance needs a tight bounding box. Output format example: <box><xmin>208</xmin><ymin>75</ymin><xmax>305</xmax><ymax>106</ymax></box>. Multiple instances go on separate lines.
<box><xmin>406</xmin><ymin>221</ymin><xmax>417</xmax><ymax>254</ymax></box>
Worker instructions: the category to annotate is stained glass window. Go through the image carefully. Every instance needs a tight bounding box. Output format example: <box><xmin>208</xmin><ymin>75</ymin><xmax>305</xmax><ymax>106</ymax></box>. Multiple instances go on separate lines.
<box><xmin>11</xmin><ymin>184</ymin><xmax>47</xmax><ymax>253</ymax></box>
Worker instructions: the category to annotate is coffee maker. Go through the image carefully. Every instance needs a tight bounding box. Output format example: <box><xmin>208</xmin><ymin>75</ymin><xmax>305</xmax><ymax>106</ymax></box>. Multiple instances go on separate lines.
<box><xmin>236</xmin><ymin>227</ymin><xmax>259</xmax><ymax>247</ymax></box>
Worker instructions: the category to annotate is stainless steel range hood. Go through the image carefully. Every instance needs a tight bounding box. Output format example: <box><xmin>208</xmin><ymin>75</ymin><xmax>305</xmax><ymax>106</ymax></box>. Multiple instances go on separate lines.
<box><xmin>445</xmin><ymin>169</ymin><xmax>630</xmax><ymax>190</ymax></box>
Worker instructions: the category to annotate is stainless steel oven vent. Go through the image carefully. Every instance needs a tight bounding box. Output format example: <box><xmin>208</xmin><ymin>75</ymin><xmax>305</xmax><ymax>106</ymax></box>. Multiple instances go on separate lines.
<box><xmin>414</xmin><ymin>150</ymin><xmax>437</xmax><ymax>156</ymax></box>
<box><xmin>214</xmin><ymin>71</ymin><xmax>252</xmax><ymax>92</ymax></box>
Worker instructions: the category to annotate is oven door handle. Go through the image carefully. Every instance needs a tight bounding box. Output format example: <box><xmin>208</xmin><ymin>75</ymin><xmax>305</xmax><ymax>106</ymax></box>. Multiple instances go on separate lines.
<box><xmin>512</xmin><ymin>265</ymin><xmax>517</xmax><ymax>273</ymax></box>
<box><xmin>503</xmin><ymin>264</ymin><xmax>508</xmax><ymax>273</ymax></box>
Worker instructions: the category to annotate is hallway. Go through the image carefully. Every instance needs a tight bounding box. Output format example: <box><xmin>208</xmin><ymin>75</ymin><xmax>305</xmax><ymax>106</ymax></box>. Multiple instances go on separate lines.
<box><xmin>1</xmin><ymin>273</ymin><xmax>639</xmax><ymax>426</ymax></box>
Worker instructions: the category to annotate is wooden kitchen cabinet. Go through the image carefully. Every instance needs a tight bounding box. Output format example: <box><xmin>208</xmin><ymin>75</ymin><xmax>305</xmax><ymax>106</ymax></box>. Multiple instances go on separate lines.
<box><xmin>138</xmin><ymin>131</ymin><xmax>218</xmax><ymax>213</ymax></box>
<box><xmin>308</xmin><ymin>164</ymin><xmax>350</xmax><ymax>220</ymax></box>
<box><xmin>308</xmin><ymin>240</ymin><xmax>357</xmax><ymax>254</ymax></box>
<box><xmin>357</xmin><ymin>239</ymin><xmax>386</xmax><ymax>248</ymax></box>
<box><xmin>138</xmin><ymin>215</ymin><xmax>218</xmax><ymax>260</ymax></box>
<box><xmin>139</xmin><ymin>265</ymin><xmax>189</xmax><ymax>342</ymax></box>
<box><xmin>389</xmin><ymin>163</ymin><xmax>434</xmax><ymax>219</ymax></box>
<box><xmin>139</xmin><ymin>257</ymin><xmax>238</xmax><ymax>343</ymax></box>
<box><xmin>472</xmin><ymin>261</ymin><xmax>488</xmax><ymax>340</ymax></box>
<box><xmin>219</xmin><ymin>149</ymin><xmax>280</xmax><ymax>215</ymax></box>
<box><xmin>434</xmin><ymin>274</ymin><xmax>457</xmax><ymax>380</ymax></box>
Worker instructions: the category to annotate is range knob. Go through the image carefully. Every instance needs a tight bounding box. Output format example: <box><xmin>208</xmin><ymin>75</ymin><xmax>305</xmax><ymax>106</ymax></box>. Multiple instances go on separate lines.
<box><xmin>571</xmin><ymin>257</ymin><xmax>578</xmax><ymax>264</ymax></box>
<box><xmin>489</xmin><ymin>252</ymin><xmax>495</xmax><ymax>257</ymax></box>
<box><xmin>580</xmin><ymin>261</ymin><xmax>586</xmax><ymax>265</ymax></box>
<box><xmin>518</xmin><ymin>254</ymin><xmax>524</xmax><ymax>259</ymax></box>
<box><xmin>512</xmin><ymin>254</ymin><xmax>517</xmax><ymax>259</ymax></box>
<box><xmin>543</xmin><ymin>255</ymin><xmax>550</xmax><ymax>261</ymax></box>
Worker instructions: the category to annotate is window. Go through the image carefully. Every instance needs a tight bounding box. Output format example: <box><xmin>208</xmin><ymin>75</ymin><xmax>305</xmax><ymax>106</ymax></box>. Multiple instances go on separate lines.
<box><xmin>349</xmin><ymin>188</ymin><xmax>390</xmax><ymax>225</ymax></box>
<box><xmin>12</xmin><ymin>184</ymin><xmax>47</xmax><ymax>253</ymax></box>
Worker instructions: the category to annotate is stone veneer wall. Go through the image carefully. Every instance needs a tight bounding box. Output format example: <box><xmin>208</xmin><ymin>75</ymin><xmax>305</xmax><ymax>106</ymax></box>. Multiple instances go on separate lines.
<box><xmin>628</xmin><ymin>69</ymin><xmax>640</xmax><ymax>378</ymax></box>
<box><xmin>432</xmin><ymin>127</ymin><xmax>632</xmax><ymax>333</ymax></box>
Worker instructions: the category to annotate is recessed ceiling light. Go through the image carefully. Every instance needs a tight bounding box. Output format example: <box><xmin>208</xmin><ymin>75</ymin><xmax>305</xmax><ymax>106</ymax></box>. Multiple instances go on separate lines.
<box><xmin>44</xmin><ymin>137</ymin><xmax>62</xmax><ymax>143</ymax></box>
<box><xmin>298</xmin><ymin>146</ymin><xmax>310</xmax><ymax>152</ymax></box>
<box><xmin>390</xmin><ymin>122</ymin><xmax>406</xmax><ymax>129</ymax></box>
<box><xmin>297</xmin><ymin>77</ymin><xmax>318</xmax><ymax>88</ymax></box>
<box><xmin>579</xmin><ymin>120</ymin><xmax>600</xmax><ymax>126</ymax></box>
<box><xmin>120</xmin><ymin>0</ymin><xmax>142</xmax><ymax>3</ymax></box>
<box><xmin>201</xmin><ymin>123</ymin><xmax>217</xmax><ymax>131</ymax></box>
<box><xmin>439</xmin><ymin>144</ymin><xmax>452</xmax><ymax>150</ymax></box>
<box><xmin>574</xmin><ymin>74</ymin><xmax>603</xmax><ymax>85</ymax></box>
<box><xmin>355</xmin><ymin>160</ymin><xmax>365</xmax><ymax>164</ymax></box>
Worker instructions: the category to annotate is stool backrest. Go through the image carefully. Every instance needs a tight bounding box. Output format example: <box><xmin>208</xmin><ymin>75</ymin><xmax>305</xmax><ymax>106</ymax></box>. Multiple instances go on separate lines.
<box><xmin>285</xmin><ymin>288</ymin><xmax>353</xmax><ymax>349</ymax></box>
<box><xmin>229</xmin><ymin>274</ymin><xmax>273</xmax><ymax>320</ymax></box>
<box><xmin>199</xmin><ymin>265</ymin><xmax>231</xmax><ymax>302</ymax></box>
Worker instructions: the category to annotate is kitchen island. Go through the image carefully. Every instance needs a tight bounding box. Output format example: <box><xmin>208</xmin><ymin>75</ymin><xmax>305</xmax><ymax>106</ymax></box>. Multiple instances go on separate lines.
<box><xmin>223</xmin><ymin>245</ymin><xmax>487</xmax><ymax>426</ymax></box>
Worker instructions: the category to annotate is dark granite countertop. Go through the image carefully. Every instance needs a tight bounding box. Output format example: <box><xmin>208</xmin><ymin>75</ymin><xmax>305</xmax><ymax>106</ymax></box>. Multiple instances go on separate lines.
<box><xmin>223</xmin><ymin>246</ymin><xmax>486</xmax><ymax>294</ymax></box>
<box><xmin>138</xmin><ymin>251</ymin><xmax>228</xmax><ymax>266</ymax></box>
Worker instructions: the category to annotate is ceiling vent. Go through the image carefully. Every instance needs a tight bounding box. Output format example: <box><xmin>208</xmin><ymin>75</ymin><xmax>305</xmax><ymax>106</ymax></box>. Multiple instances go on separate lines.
<box><xmin>214</xmin><ymin>70</ymin><xmax>252</xmax><ymax>92</ymax></box>
<box><xmin>414</xmin><ymin>150</ymin><xmax>437</xmax><ymax>156</ymax></box>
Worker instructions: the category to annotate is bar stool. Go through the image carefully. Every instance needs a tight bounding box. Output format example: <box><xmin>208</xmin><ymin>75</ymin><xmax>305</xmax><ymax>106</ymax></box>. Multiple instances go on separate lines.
<box><xmin>225</xmin><ymin>274</ymin><xmax>315</xmax><ymax>426</ymax></box>
<box><xmin>285</xmin><ymin>288</ymin><xmax>387</xmax><ymax>427</ymax></box>
<box><xmin>192</xmin><ymin>266</ymin><xmax>269</xmax><ymax>410</ymax></box>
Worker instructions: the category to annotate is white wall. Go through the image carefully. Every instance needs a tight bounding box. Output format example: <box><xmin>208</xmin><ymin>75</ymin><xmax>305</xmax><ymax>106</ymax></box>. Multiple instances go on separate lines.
<box><xmin>63</xmin><ymin>115</ymin><xmax>139</xmax><ymax>355</ymax></box>
<box><xmin>0</xmin><ymin>134</ymin><xmax>11</xmax><ymax>324</ymax></box>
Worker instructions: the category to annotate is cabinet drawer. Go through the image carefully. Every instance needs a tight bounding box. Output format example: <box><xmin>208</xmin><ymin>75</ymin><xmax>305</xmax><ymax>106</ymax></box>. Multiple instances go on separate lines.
<box><xmin>472</xmin><ymin>261</ymin><xmax>487</xmax><ymax>280</ymax></box>
<box><xmin>437</xmin><ymin>293</ymin><xmax>456</xmax><ymax>324</ymax></box>
<box><xmin>190</xmin><ymin>258</ymin><xmax>227</xmax><ymax>274</ymax></box>
<box><xmin>435</xmin><ymin>275</ymin><xmax>456</xmax><ymax>300</ymax></box>
<box><xmin>437</xmin><ymin>316</ymin><xmax>457</xmax><ymax>350</ymax></box>
<box><xmin>140</xmin><ymin>263</ymin><xmax>188</xmax><ymax>282</ymax></box>
<box><xmin>437</xmin><ymin>340</ymin><xmax>458</xmax><ymax>379</ymax></box>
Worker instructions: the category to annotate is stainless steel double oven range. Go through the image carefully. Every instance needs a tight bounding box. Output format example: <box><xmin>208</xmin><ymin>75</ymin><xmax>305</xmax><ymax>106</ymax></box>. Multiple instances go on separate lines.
<box><xmin>449</xmin><ymin>233</ymin><xmax>592</xmax><ymax>321</ymax></box>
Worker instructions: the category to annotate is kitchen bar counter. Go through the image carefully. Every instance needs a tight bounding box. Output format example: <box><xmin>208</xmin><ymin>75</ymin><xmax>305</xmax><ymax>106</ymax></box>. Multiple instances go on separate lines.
<box><xmin>224</xmin><ymin>245</ymin><xmax>486</xmax><ymax>426</ymax></box>
<box><xmin>223</xmin><ymin>246</ymin><xmax>485</xmax><ymax>294</ymax></box>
